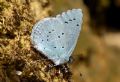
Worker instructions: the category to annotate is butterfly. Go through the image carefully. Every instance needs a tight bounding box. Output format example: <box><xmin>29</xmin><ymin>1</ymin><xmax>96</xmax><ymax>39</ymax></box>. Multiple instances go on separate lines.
<box><xmin>31</xmin><ymin>9</ymin><xmax>83</xmax><ymax>65</ymax></box>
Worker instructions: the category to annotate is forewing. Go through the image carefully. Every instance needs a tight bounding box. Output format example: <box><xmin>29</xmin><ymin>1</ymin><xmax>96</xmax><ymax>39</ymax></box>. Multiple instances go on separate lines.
<box><xmin>31</xmin><ymin>9</ymin><xmax>83</xmax><ymax>65</ymax></box>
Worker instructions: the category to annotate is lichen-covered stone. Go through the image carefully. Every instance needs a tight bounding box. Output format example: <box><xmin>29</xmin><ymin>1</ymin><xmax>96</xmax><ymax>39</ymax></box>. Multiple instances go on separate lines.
<box><xmin>0</xmin><ymin>0</ymin><xmax>71</xmax><ymax>82</ymax></box>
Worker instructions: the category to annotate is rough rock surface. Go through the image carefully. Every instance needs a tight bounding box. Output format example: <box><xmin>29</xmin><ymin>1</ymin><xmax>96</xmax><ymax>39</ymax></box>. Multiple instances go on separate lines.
<box><xmin>0</xmin><ymin>0</ymin><xmax>71</xmax><ymax>82</ymax></box>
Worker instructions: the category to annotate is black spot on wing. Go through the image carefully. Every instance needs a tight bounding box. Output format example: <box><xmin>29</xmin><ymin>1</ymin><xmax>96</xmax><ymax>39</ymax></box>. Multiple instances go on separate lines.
<box><xmin>76</xmin><ymin>24</ymin><xmax>79</xmax><ymax>26</ymax></box>
<box><xmin>65</xmin><ymin>21</ymin><xmax>68</xmax><ymax>23</ymax></box>
<box><xmin>73</xmin><ymin>18</ymin><xmax>76</xmax><ymax>20</ymax></box>
<box><xmin>58</xmin><ymin>36</ymin><xmax>60</xmax><ymax>38</ymax></box>
<box><xmin>69</xmin><ymin>19</ymin><xmax>72</xmax><ymax>21</ymax></box>
<box><xmin>62</xmin><ymin>33</ymin><xmax>64</xmax><ymax>35</ymax></box>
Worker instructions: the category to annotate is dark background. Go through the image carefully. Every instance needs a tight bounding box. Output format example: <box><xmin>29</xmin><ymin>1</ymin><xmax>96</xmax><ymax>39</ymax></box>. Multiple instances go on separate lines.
<box><xmin>50</xmin><ymin>0</ymin><xmax>120</xmax><ymax>81</ymax></box>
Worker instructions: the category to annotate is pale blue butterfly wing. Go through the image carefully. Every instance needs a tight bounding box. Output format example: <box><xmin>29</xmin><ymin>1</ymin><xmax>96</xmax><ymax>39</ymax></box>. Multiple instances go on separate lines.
<box><xmin>31</xmin><ymin>9</ymin><xmax>83</xmax><ymax>65</ymax></box>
